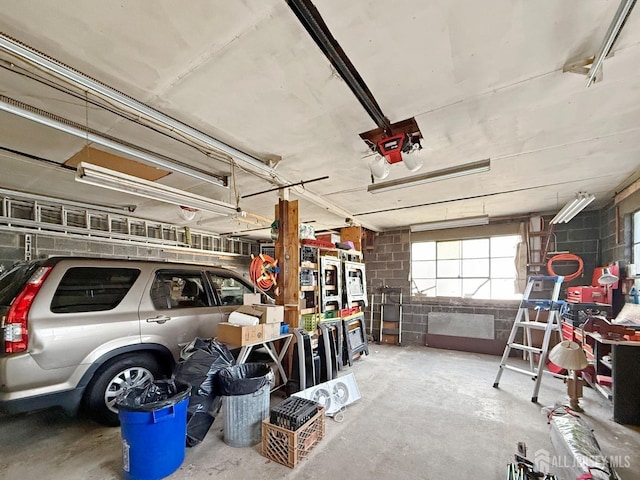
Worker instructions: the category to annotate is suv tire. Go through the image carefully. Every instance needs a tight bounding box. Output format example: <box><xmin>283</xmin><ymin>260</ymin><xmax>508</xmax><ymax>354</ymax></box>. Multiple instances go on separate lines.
<box><xmin>84</xmin><ymin>353</ymin><xmax>163</xmax><ymax>426</ymax></box>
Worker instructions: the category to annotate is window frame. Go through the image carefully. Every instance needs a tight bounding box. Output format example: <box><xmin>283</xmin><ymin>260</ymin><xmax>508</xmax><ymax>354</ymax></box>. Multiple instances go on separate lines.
<box><xmin>411</xmin><ymin>234</ymin><xmax>522</xmax><ymax>300</ymax></box>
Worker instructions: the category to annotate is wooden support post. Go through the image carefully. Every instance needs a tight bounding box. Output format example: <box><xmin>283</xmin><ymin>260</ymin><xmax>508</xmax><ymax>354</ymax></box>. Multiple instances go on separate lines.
<box><xmin>275</xmin><ymin>199</ymin><xmax>300</xmax><ymax>328</ymax></box>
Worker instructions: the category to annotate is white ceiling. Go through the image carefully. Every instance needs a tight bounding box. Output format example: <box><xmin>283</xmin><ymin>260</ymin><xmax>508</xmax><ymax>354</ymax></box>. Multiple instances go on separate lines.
<box><xmin>1</xmin><ymin>0</ymin><xmax>639</xmax><ymax>239</ymax></box>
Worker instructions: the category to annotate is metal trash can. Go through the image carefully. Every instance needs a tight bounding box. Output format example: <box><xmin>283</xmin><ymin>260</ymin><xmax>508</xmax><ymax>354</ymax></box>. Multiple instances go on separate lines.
<box><xmin>218</xmin><ymin>363</ymin><xmax>273</xmax><ymax>447</ymax></box>
<box><xmin>117</xmin><ymin>380</ymin><xmax>191</xmax><ymax>480</ymax></box>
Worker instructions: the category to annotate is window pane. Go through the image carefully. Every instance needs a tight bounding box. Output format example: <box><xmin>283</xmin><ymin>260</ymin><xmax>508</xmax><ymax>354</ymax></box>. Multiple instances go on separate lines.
<box><xmin>462</xmin><ymin>258</ymin><xmax>489</xmax><ymax>277</ymax></box>
<box><xmin>491</xmin><ymin>279</ymin><xmax>519</xmax><ymax>300</ymax></box>
<box><xmin>635</xmin><ymin>243</ymin><xmax>640</xmax><ymax>265</ymax></box>
<box><xmin>208</xmin><ymin>273</ymin><xmax>253</xmax><ymax>305</ymax></box>
<box><xmin>412</xmin><ymin>260</ymin><xmax>436</xmax><ymax>278</ymax></box>
<box><xmin>462</xmin><ymin>278</ymin><xmax>489</xmax><ymax>298</ymax></box>
<box><xmin>436</xmin><ymin>279</ymin><xmax>461</xmax><ymax>297</ymax></box>
<box><xmin>491</xmin><ymin>257</ymin><xmax>516</xmax><ymax>278</ymax></box>
<box><xmin>437</xmin><ymin>259</ymin><xmax>460</xmax><ymax>277</ymax></box>
<box><xmin>412</xmin><ymin>242</ymin><xmax>436</xmax><ymax>261</ymax></box>
<box><xmin>411</xmin><ymin>233</ymin><xmax>522</xmax><ymax>300</ymax></box>
<box><xmin>413</xmin><ymin>278</ymin><xmax>436</xmax><ymax>297</ymax></box>
<box><xmin>462</xmin><ymin>238</ymin><xmax>489</xmax><ymax>258</ymax></box>
<box><xmin>151</xmin><ymin>271</ymin><xmax>209</xmax><ymax>310</ymax></box>
<box><xmin>51</xmin><ymin>267</ymin><xmax>140</xmax><ymax>313</ymax></box>
<box><xmin>463</xmin><ymin>278</ymin><xmax>490</xmax><ymax>299</ymax></box>
<box><xmin>635</xmin><ymin>211</ymin><xmax>640</xmax><ymax>244</ymax></box>
<box><xmin>491</xmin><ymin>235</ymin><xmax>520</xmax><ymax>257</ymax></box>
<box><xmin>437</xmin><ymin>241</ymin><xmax>461</xmax><ymax>260</ymax></box>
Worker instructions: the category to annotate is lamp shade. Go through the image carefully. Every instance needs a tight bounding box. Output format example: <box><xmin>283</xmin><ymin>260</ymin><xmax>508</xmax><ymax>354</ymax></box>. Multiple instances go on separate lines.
<box><xmin>549</xmin><ymin>341</ymin><xmax>589</xmax><ymax>370</ymax></box>
<box><xmin>598</xmin><ymin>267</ymin><xmax>619</xmax><ymax>285</ymax></box>
<box><xmin>403</xmin><ymin>154</ymin><xmax>423</xmax><ymax>172</ymax></box>
<box><xmin>369</xmin><ymin>155</ymin><xmax>390</xmax><ymax>179</ymax></box>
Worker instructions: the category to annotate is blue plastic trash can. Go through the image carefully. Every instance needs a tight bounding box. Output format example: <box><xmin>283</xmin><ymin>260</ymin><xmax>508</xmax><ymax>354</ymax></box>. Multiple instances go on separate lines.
<box><xmin>117</xmin><ymin>380</ymin><xmax>191</xmax><ymax>480</ymax></box>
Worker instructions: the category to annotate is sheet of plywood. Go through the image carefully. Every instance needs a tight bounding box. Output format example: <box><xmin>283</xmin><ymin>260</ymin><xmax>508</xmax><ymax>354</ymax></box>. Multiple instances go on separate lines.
<box><xmin>65</xmin><ymin>146</ymin><xmax>170</xmax><ymax>181</ymax></box>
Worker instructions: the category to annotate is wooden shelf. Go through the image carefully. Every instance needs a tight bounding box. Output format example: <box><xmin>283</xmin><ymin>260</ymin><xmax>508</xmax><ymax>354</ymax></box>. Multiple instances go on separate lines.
<box><xmin>300</xmin><ymin>308</ymin><xmax>317</xmax><ymax>315</ymax></box>
<box><xmin>301</xmin><ymin>261</ymin><xmax>317</xmax><ymax>269</ymax></box>
<box><xmin>300</xmin><ymin>285</ymin><xmax>316</xmax><ymax>292</ymax></box>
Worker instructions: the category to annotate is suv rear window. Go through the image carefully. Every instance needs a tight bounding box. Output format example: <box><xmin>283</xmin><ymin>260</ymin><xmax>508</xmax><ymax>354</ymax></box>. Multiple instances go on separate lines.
<box><xmin>50</xmin><ymin>267</ymin><xmax>140</xmax><ymax>313</ymax></box>
<box><xmin>0</xmin><ymin>261</ymin><xmax>42</xmax><ymax>307</ymax></box>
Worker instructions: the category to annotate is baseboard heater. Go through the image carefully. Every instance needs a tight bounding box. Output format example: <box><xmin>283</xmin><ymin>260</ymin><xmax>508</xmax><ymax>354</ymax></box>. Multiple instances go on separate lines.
<box><xmin>426</xmin><ymin>312</ymin><xmax>505</xmax><ymax>355</ymax></box>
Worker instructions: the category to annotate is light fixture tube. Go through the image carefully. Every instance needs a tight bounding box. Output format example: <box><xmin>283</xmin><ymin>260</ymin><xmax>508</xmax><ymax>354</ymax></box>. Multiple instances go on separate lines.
<box><xmin>410</xmin><ymin>215</ymin><xmax>489</xmax><ymax>232</ymax></box>
<box><xmin>586</xmin><ymin>0</ymin><xmax>636</xmax><ymax>87</ymax></box>
<box><xmin>549</xmin><ymin>193</ymin><xmax>595</xmax><ymax>224</ymax></box>
<box><xmin>368</xmin><ymin>159</ymin><xmax>490</xmax><ymax>194</ymax></box>
<box><xmin>0</xmin><ymin>34</ymin><xmax>276</xmax><ymax>179</ymax></box>
<box><xmin>75</xmin><ymin>162</ymin><xmax>236</xmax><ymax>216</ymax></box>
<box><xmin>0</xmin><ymin>96</ymin><xmax>227</xmax><ymax>189</ymax></box>
<box><xmin>0</xmin><ymin>36</ymin><xmax>384</xmax><ymax>231</ymax></box>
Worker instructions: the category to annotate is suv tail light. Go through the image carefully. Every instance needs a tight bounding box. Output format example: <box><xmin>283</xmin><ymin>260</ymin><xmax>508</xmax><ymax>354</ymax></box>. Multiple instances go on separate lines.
<box><xmin>4</xmin><ymin>266</ymin><xmax>52</xmax><ymax>353</ymax></box>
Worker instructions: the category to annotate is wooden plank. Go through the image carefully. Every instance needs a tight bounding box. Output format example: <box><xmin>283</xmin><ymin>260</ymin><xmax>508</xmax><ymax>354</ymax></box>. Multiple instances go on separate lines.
<box><xmin>615</xmin><ymin>177</ymin><xmax>640</xmax><ymax>205</ymax></box>
<box><xmin>340</xmin><ymin>226</ymin><xmax>362</xmax><ymax>251</ymax></box>
<box><xmin>66</xmin><ymin>146</ymin><xmax>170</xmax><ymax>181</ymax></box>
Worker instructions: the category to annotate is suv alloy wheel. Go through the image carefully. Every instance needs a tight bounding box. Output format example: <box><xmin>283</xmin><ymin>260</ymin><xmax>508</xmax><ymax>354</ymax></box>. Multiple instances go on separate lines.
<box><xmin>84</xmin><ymin>353</ymin><xmax>164</xmax><ymax>426</ymax></box>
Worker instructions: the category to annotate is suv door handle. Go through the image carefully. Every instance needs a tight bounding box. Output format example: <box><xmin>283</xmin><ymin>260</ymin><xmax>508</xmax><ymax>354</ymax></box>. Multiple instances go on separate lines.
<box><xmin>146</xmin><ymin>315</ymin><xmax>171</xmax><ymax>324</ymax></box>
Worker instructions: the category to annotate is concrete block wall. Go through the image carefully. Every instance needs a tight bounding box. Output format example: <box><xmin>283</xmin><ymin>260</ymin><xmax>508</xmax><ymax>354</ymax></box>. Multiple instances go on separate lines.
<box><xmin>600</xmin><ymin>202</ymin><xmax>631</xmax><ymax>265</ymax></box>
<box><xmin>0</xmin><ymin>231</ymin><xmax>252</xmax><ymax>278</ymax></box>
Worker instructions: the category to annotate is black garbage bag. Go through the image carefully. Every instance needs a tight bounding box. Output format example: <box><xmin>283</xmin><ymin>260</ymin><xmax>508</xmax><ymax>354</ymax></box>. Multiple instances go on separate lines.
<box><xmin>173</xmin><ymin>338</ymin><xmax>235</xmax><ymax>447</ymax></box>
<box><xmin>116</xmin><ymin>379</ymin><xmax>191</xmax><ymax>412</ymax></box>
<box><xmin>218</xmin><ymin>363</ymin><xmax>273</xmax><ymax>396</ymax></box>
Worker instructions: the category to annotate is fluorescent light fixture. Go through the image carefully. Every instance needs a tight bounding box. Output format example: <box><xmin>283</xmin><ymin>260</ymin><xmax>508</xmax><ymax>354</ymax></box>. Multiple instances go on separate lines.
<box><xmin>586</xmin><ymin>0</ymin><xmax>636</xmax><ymax>87</ymax></box>
<box><xmin>75</xmin><ymin>162</ymin><xmax>236</xmax><ymax>216</ymax></box>
<box><xmin>0</xmin><ymin>34</ymin><xmax>275</xmax><ymax>179</ymax></box>
<box><xmin>368</xmin><ymin>159</ymin><xmax>490</xmax><ymax>194</ymax></box>
<box><xmin>0</xmin><ymin>96</ymin><xmax>227</xmax><ymax>189</ymax></box>
<box><xmin>549</xmin><ymin>192</ymin><xmax>595</xmax><ymax>224</ymax></box>
<box><xmin>410</xmin><ymin>215</ymin><xmax>489</xmax><ymax>232</ymax></box>
<box><xmin>0</xmin><ymin>36</ymin><xmax>384</xmax><ymax>231</ymax></box>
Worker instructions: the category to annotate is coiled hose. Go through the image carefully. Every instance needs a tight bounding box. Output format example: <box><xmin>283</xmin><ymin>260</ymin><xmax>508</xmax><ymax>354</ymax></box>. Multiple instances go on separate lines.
<box><xmin>250</xmin><ymin>254</ymin><xmax>279</xmax><ymax>290</ymax></box>
<box><xmin>547</xmin><ymin>253</ymin><xmax>583</xmax><ymax>282</ymax></box>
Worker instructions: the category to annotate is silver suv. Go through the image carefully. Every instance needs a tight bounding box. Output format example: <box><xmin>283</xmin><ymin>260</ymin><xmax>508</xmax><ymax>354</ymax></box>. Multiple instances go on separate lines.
<box><xmin>0</xmin><ymin>256</ymin><xmax>259</xmax><ymax>426</ymax></box>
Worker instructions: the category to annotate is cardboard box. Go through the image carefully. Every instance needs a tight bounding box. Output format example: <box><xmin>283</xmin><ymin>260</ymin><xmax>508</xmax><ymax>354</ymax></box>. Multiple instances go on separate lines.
<box><xmin>234</xmin><ymin>305</ymin><xmax>264</xmax><ymax>321</ymax></box>
<box><xmin>243</xmin><ymin>293</ymin><xmax>261</xmax><ymax>305</ymax></box>
<box><xmin>263</xmin><ymin>322</ymin><xmax>282</xmax><ymax>340</ymax></box>
<box><xmin>217</xmin><ymin>323</ymin><xmax>264</xmax><ymax>346</ymax></box>
<box><xmin>251</xmin><ymin>304</ymin><xmax>285</xmax><ymax>324</ymax></box>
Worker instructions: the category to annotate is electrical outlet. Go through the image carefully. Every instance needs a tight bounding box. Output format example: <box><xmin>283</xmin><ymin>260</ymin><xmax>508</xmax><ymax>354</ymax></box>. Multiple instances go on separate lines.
<box><xmin>533</xmin><ymin>280</ymin><xmax>543</xmax><ymax>292</ymax></box>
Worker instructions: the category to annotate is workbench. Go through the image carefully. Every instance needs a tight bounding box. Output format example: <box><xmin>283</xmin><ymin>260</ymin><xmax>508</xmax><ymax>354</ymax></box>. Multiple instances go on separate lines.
<box><xmin>232</xmin><ymin>332</ymin><xmax>293</xmax><ymax>391</ymax></box>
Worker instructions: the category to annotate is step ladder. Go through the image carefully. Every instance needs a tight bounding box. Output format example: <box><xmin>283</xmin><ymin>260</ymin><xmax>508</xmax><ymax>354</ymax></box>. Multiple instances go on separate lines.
<box><xmin>379</xmin><ymin>287</ymin><xmax>403</xmax><ymax>345</ymax></box>
<box><xmin>493</xmin><ymin>275</ymin><xmax>565</xmax><ymax>402</ymax></box>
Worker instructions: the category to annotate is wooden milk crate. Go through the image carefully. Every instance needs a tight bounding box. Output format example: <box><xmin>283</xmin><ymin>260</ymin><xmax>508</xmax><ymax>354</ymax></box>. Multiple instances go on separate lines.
<box><xmin>261</xmin><ymin>406</ymin><xmax>325</xmax><ymax>468</ymax></box>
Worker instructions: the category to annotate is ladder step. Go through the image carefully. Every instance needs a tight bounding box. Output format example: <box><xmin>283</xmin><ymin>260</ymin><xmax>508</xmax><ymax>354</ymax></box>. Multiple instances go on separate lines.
<box><xmin>517</xmin><ymin>321</ymin><xmax>552</xmax><ymax>330</ymax></box>
<box><xmin>503</xmin><ymin>364</ymin><xmax>540</xmax><ymax>377</ymax></box>
<box><xmin>381</xmin><ymin>328</ymin><xmax>400</xmax><ymax>335</ymax></box>
<box><xmin>509</xmin><ymin>344</ymin><xmax>543</xmax><ymax>354</ymax></box>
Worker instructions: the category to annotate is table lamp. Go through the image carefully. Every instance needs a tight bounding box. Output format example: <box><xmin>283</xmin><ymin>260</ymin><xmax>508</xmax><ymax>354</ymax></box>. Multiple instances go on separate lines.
<box><xmin>549</xmin><ymin>340</ymin><xmax>589</xmax><ymax>411</ymax></box>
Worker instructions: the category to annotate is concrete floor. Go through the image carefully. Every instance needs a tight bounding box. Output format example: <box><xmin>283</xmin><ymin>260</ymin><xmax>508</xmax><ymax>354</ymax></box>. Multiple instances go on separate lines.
<box><xmin>1</xmin><ymin>344</ymin><xmax>639</xmax><ymax>479</ymax></box>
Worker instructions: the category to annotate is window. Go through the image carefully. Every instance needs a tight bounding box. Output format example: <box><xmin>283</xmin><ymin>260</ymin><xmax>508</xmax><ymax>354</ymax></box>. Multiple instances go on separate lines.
<box><xmin>150</xmin><ymin>270</ymin><xmax>210</xmax><ymax>310</ymax></box>
<box><xmin>411</xmin><ymin>235</ymin><xmax>521</xmax><ymax>300</ymax></box>
<box><xmin>51</xmin><ymin>267</ymin><xmax>140</xmax><ymax>313</ymax></box>
<box><xmin>207</xmin><ymin>272</ymin><xmax>254</xmax><ymax>306</ymax></box>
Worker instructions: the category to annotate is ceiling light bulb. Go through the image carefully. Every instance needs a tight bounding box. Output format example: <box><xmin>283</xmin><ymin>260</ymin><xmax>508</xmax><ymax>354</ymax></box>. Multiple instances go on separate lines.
<box><xmin>369</xmin><ymin>155</ymin><xmax>390</xmax><ymax>179</ymax></box>
<box><xmin>403</xmin><ymin>155</ymin><xmax>423</xmax><ymax>172</ymax></box>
